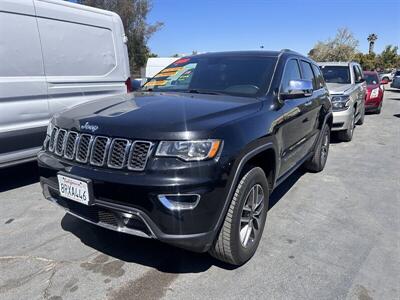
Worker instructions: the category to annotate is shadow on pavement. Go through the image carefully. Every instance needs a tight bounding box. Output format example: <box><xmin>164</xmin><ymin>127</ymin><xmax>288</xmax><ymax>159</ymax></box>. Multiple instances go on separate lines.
<box><xmin>61</xmin><ymin>167</ymin><xmax>304</xmax><ymax>273</ymax></box>
<box><xmin>0</xmin><ymin>162</ymin><xmax>39</xmax><ymax>193</ymax></box>
<box><xmin>394</xmin><ymin>114</ymin><xmax>400</xmax><ymax>118</ymax></box>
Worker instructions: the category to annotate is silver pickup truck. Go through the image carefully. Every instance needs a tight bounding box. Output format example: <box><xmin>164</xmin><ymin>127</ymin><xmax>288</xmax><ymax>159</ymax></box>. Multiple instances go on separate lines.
<box><xmin>318</xmin><ymin>62</ymin><xmax>366</xmax><ymax>142</ymax></box>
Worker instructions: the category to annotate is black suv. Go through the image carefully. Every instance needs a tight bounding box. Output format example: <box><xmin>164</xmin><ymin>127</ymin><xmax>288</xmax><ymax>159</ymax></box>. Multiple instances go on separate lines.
<box><xmin>38</xmin><ymin>50</ymin><xmax>332</xmax><ymax>265</ymax></box>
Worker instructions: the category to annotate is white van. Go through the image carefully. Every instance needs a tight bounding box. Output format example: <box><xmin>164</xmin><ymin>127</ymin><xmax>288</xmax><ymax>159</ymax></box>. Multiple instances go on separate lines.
<box><xmin>145</xmin><ymin>57</ymin><xmax>179</xmax><ymax>78</ymax></box>
<box><xmin>0</xmin><ymin>0</ymin><xmax>131</xmax><ymax>168</ymax></box>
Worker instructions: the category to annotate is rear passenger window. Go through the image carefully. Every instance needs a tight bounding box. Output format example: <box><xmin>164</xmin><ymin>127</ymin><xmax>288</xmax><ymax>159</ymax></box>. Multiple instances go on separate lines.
<box><xmin>300</xmin><ymin>61</ymin><xmax>317</xmax><ymax>89</ymax></box>
<box><xmin>312</xmin><ymin>64</ymin><xmax>325</xmax><ymax>89</ymax></box>
<box><xmin>280</xmin><ymin>59</ymin><xmax>301</xmax><ymax>93</ymax></box>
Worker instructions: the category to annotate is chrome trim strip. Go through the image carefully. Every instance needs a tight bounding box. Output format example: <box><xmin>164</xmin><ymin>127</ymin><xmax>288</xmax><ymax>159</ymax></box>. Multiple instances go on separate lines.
<box><xmin>90</xmin><ymin>136</ymin><xmax>111</xmax><ymax>166</ymax></box>
<box><xmin>157</xmin><ymin>194</ymin><xmax>201</xmax><ymax>211</ymax></box>
<box><xmin>127</xmin><ymin>141</ymin><xmax>154</xmax><ymax>171</ymax></box>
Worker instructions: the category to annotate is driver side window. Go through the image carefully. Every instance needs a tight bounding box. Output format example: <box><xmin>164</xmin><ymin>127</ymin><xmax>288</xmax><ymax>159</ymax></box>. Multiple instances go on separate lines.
<box><xmin>281</xmin><ymin>59</ymin><xmax>301</xmax><ymax>93</ymax></box>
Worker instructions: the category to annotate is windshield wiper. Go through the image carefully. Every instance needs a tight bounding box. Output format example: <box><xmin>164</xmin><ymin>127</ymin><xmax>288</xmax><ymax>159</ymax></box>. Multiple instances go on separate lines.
<box><xmin>187</xmin><ymin>89</ymin><xmax>224</xmax><ymax>95</ymax></box>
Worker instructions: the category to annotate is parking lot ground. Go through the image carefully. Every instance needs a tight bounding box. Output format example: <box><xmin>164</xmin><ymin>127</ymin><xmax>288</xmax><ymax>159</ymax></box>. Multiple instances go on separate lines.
<box><xmin>1</xmin><ymin>89</ymin><xmax>399</xmax><ymax>300</ymax></box>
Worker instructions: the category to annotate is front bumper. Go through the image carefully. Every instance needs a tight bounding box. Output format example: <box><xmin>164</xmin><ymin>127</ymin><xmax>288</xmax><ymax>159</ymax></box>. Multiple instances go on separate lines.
<box><xmin>331</xmin><ymin>107</ymin><xmax>354</xmax><ymax>131</ymax></box>
<box><xmin>38</xmin><ymin>150</ymin><xmax>232</xmax><ymax>252</ymax></box>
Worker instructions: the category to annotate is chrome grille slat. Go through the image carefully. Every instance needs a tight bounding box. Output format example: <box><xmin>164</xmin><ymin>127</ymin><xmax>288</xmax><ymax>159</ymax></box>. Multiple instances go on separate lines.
<box><xmin>46</xmin><ymin>128</ymin><xmax>152</xmax><ymax>171</ymax></box>
<box><xmin>64</xmin><ymin>131</ymin><xmax>78</xmax><ymax>160</ymax></box>
<box><xmin>90</xmin><ymin>136</ymin><xmax>111</xmax><ymax>166</ymax></box>
<box><xmin>107</xmin><ymin>139</ymin><xmax>130</xmax><ymax>169</ymax></box>
<box><xmin>76</xmin><ymin>134</ymin><xmax>93</xmax><ymax>163</ymax></box>
<box><xmin>55</xmin><ymin>129</ymin><xmax>67</xmax><ymax>156</ymax></box>
<box><xmin>128</xmin><ymin>141</ymin><xmax>153</xmax><ymax>171</ymax></box>
<box><xmin>48</xmin><ymin>127</ymin><xmax>58</xmax><ymax>152</ymax></box>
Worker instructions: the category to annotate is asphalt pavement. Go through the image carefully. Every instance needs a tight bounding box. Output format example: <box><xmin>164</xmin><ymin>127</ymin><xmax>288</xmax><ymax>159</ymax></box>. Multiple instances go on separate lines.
<box><xmin>1</xmin><ymin>88</ymin><xmax>399</xmax><ymax>300</ymax></box>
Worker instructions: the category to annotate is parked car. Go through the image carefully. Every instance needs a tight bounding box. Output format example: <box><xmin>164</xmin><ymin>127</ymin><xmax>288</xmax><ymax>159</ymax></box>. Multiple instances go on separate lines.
<box><xmin>0</xmin><ymin>0</ymin><xmax>130</xmax><ymax>168</ymax></box>
<box><xmin>390</xmin><ymin>70</ymin><xmax>400</xmax><ymax>89</ymax></box>
<box><xmin>38</xmin><ymin>50</ymin><xmax>332</xmax><ymax>265</ymax></box>
<box><xmin>379</xmin><ymin>70</ymin><xmax>396</xmax><ymax>82</ymax></box>
<box><xmin>364</xmin><ymin>71</ymin><xmax>384</xmax><ymax>114</ymax></box>
<box><xmin>319</xmin><ymin>62</ymin><xmax>366</xmax><ymax>142</ymax></box>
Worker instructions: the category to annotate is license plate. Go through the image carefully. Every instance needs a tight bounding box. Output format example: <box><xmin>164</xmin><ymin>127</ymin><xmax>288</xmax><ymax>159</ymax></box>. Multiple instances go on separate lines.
<box><xmin>57</xmin><ymin>174</ymin><xmax>91</xmax><ymax>205</ymax></box>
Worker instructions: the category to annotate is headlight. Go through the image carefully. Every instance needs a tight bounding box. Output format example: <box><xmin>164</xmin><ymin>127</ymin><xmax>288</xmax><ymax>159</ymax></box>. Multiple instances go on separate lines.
<box><xmin>331</xmin><ymin>95</ymin><xmax>350</xmax><ymax>110</ymax></box>
<box><xmin>156</xmin><ymin>139</ymin><xmax>222</xmax><ymax>161</ymax></box>
<box><xmin>370</xmin><ymin>87</ymin><xmax>379</xmax><ymax>99</ymax></box>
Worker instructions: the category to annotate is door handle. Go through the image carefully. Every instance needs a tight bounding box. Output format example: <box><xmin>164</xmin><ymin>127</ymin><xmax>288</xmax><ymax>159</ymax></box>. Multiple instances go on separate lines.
<box><xmin>302</xmin><ymin>117</ymin><xmax>309</xmax><ymax>123</ymax></box>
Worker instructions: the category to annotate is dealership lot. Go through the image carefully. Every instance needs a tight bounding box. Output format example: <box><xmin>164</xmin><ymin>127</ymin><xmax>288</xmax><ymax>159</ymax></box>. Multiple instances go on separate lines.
<box><xmin>1</xmin><ymin>89</ymin><xmax>399</xmax><ymax>300</ymax></box>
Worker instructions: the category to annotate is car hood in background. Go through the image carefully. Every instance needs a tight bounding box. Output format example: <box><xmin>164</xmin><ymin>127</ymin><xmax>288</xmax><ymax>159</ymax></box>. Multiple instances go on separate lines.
<box><xmin>325</xmin><ymin>83</ymin><xmax>355</xmax><ymax>95</ymax></box>
<box><xmin>55</xmin><ymin>92</ymin><xmax>262</xmax><ymax>140</ymax></box>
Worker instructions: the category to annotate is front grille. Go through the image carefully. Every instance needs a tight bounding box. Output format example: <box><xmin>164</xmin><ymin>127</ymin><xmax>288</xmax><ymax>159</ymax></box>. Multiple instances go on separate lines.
<box><xmin>48</xmin><ymin>127</ymin><xmax>153</xmax><ymax>171</ymax></box>
<box><xmin>98</xmin><ymin>210</ymin><xmax>119</xmax><ymax>227</ymax></box>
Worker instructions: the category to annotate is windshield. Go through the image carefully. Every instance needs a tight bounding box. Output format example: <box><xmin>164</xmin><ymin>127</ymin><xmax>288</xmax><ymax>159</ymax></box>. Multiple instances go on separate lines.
<box><xmin>320</xmin><ymin>66</ymin><xmax>351</xmax><ymax>84</ymax></box>
<box><xmin>364</xmin><ymin>73</ymin><xmax>379</xmax><ymax>85</ymax></box>
<box><xmin>142</xmin><ymin>55</ymin><xmax>277</xmax><ymax>97</ymax></box>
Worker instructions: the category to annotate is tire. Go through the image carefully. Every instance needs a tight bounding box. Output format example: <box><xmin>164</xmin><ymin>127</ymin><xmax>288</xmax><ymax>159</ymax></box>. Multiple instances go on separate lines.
<box><xmin>209</xmin><ymin>167</ymin><xmax>269</xmax><ymax>266</ymax></box>
<box><xmin>376</xmin><ymin>103</ymin><xmax>382</xmax><ymax>114</ymax></box>
<box><xmin>356</xmin><ymin>105</ymin><xmax>365</xmax><ymax>125</ymax></box>
<box><xmin>337</xmin><ymin>111</ymin><xmax>355</xmax><ymax>142</ymax></box>
<box><xmin>304</xmin><ymin>124</ymin><xmax>330</xmax><ymax>172</ymax></box>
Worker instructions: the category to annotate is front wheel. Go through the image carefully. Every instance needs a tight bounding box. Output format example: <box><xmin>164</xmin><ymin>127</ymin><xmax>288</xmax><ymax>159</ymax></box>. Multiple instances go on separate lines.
<box><xmin>337</xmin><ymin>111</ymin><xmax>355</xmax><ymax>142</ymax></box>
<box><xmin>356</xmin><ymin>105</ymin><xmax>365</xmax><ymax>125</ymax></box>
<box><xmin>209</xmin><ymin>167</ymin><xmax>269</xmax><ymax>265</ymax></box>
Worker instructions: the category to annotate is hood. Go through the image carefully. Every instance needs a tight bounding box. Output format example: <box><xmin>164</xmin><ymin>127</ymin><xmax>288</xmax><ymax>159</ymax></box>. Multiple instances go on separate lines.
<box><xmin>325</xmin><ymin>83</ymin><xmax>354</xmax><ymax>95</ymax></box>
<box><xmin>55</xmin><ymin>92</ymin><xmax>262</xmax><ymax>140</ymax></box>
<box><xmin>367</xmin><ymin>84</ymin><xmax>380</xmax><ymax>91</ymax></box>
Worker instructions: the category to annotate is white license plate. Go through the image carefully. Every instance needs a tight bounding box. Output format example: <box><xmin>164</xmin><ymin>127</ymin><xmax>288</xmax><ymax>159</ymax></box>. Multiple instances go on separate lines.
<box><xmin>58</xmin><ymin>174</ymin><xmax>90</xmax><ymax>205</ymax></box>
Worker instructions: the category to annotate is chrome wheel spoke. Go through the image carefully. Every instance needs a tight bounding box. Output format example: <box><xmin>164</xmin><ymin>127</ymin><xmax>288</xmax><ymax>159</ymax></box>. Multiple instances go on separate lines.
<box><xmin>239</xmin><ymin>184</ymin><xmax>265</xmax><ymax>248</ymax></box>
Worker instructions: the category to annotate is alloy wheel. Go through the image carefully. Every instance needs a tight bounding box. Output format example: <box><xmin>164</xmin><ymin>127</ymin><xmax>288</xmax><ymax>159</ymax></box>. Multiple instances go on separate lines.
<box><xmin>239</xmin><ymin>184</ymin><xmax>265</xmax><ymax>248</ymax></box>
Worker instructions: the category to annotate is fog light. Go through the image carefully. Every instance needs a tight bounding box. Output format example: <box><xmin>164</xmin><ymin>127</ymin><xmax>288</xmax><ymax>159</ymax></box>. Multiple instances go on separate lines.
<box><xmin>157</xmin><ymin>194</ymin><xmax>200</xmax><ymax>210</ymax></box>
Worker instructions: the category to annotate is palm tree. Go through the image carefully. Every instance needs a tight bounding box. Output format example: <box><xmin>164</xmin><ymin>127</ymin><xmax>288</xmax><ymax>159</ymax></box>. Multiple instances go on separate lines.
<box><xmin>367</xmin><ymin>34</ymin><xmax>378</xmax><ymax>54</ymax></box>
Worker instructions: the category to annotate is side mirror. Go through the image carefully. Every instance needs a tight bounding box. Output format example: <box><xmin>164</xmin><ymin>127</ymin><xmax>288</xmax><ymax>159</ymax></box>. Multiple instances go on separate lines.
<box><xmin>356</xmin><ymin>77</ymin><xmax>365</xmax><ymax>83</ymax></box>
<box><xmin>381</xmin><ymin>79</ymin><xmax>389</xmax><ymax>84</ymax></box>
<box><xmin>280</xmin><ymin>79</ymin><xmax>313</xmax><ymax>100</ymax></box>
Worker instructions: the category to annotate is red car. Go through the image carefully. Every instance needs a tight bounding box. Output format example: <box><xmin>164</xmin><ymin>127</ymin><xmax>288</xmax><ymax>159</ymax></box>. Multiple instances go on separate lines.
<box><xmin>364</xmin><ymin>71</ymin><xmax>384</xmax><ymax>114</ymax></box>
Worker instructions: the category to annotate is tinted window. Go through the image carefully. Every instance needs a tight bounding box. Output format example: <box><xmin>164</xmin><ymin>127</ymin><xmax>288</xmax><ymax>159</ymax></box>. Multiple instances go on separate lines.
<box><xmin>312</xmin><ymin>64</ymin><xmax>325</xmax><ymax>89</ymax></box>
<box><xmin>320</xmin><ymin>66</ymin><xmax>351</xmax><ymax>84</ymax></box>
<box><xmin>300</xmin><ymin>61</ymin><xmax>316</xmax><ymax>89</ymax></box>
<box><xmin>395</xmin><ymin>71</ymin><xmax>400</xmax><ymax>76</ymax></box>
<box><xmin>364</xmin><ymin>73</ymin><xmax>379</xmax><ymax>85</ymax></box>
<box><xmin>280</xmin><ymin>59</ymin><xmax>301</xmax><ymax>93</ymax></box>
<box><xmin>143</xmin><ymin>56</ymin><xmax>278</xmax><ymax>97</ymax></box>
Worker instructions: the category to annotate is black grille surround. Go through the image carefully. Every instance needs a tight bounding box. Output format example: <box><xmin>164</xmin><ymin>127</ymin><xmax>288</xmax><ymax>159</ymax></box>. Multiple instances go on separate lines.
<box><xmin>48</xmin><ymin>127</ymin><xmax>154</xmax><ymax>171</ymax></box>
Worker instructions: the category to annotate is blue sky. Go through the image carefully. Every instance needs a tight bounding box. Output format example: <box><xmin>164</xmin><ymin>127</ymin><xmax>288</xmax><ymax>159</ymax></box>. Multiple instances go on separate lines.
<box><xmin>147</xmin><ymin>0</ymin><xmax>400</xmax><ymax>56</ymax></box>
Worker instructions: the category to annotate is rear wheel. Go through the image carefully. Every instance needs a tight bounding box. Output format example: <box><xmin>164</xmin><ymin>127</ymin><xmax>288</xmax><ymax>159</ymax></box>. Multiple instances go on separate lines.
<box><xmin>209</xmin><ymin>167</ymin><xmax>269</xmax><ymax>265</ymax></box>
<box><xmin>304</xmin><ymin>124</ymin><xmax>330</xmax><ymax>172</ymax></box>
<box><xmin>337</xmin><ymin>111</ymin><xmax>355</xmax><ymax>142</ymax></box>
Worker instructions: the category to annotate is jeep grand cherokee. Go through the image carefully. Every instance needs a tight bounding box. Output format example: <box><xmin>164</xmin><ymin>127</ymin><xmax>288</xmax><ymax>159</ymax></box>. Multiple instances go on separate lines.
<box><xmin>38</xmin><ymin>50</ymin><xmax>332</xmax><ymax>265</ymax></box>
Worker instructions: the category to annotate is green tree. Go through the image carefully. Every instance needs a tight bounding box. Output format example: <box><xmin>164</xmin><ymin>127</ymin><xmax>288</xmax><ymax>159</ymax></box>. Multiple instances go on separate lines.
<box><xmin>354</xmin><ymin>53</ymin><xmax>377</xmax><ymax>70</ymax></box>
<box><xmin>376</xmin><ymin>45</ymin><xmax>399</xmax><ymax>69</ymax></box>
<box><xmin>78</xmin><ymin>0</ymin><xmax>163</xmax><ymax>76</ymax></box>
<box><xmin>308</xmin><ymin>28</ymin><xmax>359</xmax><ymax>62</ymax></box>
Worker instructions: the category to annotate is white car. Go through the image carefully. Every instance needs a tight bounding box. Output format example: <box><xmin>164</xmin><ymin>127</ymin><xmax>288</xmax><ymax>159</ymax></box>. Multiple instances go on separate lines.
<box><xmin>380</xmin><ymin>70</ymin><xmax>396</xmax><ymax>82</ymax></box>
<box><xmin>0</xmin><ymin>0</ymin><xmax>131</xmax><ymax>168</ymax></box>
